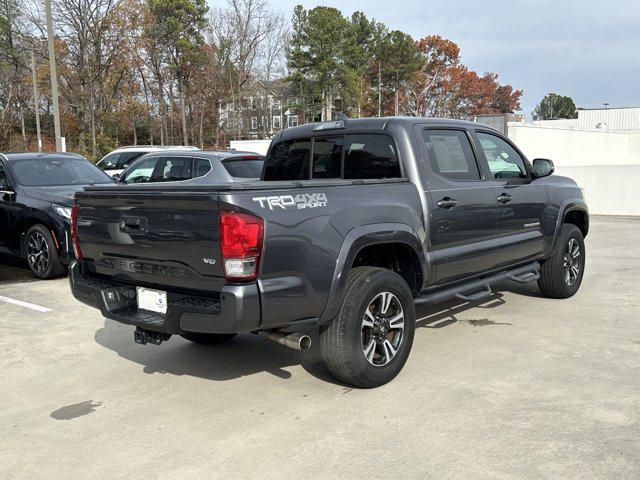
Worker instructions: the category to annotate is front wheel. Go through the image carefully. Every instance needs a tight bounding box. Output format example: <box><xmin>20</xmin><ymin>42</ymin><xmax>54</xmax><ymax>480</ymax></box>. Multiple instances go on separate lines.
<box><xmin>538</xmin><ymin>224</ymin><xmax>586</xmax><ymax>298</ymax></box>
<box><xmin>320</xmin><ymin>267</ymin><xmax>415</xmax><ymax>388</ymax></box>
<box><xmin>25</xmin><ymin>225</ymin><xmax>66</xmax><ymax>280</ymax></box>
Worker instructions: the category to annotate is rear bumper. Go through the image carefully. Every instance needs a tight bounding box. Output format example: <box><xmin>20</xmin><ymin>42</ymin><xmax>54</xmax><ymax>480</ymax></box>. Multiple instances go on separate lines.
<box><xmin>69</xmin><ymin>261</ymin><xmax>261</xmax><ymax>334</ymax></box>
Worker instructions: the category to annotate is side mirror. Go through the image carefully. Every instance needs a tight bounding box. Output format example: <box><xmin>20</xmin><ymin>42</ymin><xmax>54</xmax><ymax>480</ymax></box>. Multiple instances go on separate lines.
<box><xmin>112</xmin><ymin>173</ymin><xmax>121</xmax><ymax>180</ymax></box>
<box><xmin>532</xmin><ymin>158</ymin><xmax>554</xmax><ymax>178</ymax></box>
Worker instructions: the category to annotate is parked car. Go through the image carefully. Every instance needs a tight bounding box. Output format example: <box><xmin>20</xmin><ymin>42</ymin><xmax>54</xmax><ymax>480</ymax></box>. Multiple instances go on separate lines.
<box><xmin>69</xmin><ymin>117</ymin><xmax>588</xmax><ymax>387</ymax></box>
<box><xmin>96</xmin><ymin>145</ymin><xmax>200</xmax><ymax>178</ymax></box>
<box><xmin>0</xmin><ymin>152</ymin><xmax>114</xmax><ymax>279</ymax></box>
<box><xmin>117</xmin><ymin>150</ymin><xmax>264</xmax><ymax>184</ymax></box>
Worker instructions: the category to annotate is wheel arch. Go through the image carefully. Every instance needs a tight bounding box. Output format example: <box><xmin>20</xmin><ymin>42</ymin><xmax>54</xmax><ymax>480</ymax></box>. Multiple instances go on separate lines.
<box><xmin>19</xmin><ymin>215</ymin><xmax>57</xmax><ymax>257</ymax></box>
<box><xmin>546</xmin><ymin>198</ymin><xmax>588</xmax><ymax>258</ymax></box>
<box><xmin>318</xmin><ymin>223</ymin><xmax>427</xmax><ymax>325</ymax></box>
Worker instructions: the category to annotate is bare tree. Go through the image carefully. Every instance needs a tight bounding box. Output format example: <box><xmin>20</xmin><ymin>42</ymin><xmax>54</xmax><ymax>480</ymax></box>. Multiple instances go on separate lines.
<box><xmin>209</xmin><ymin>0</ymin><xmax>286</xmax><ymax>139</ymax></box>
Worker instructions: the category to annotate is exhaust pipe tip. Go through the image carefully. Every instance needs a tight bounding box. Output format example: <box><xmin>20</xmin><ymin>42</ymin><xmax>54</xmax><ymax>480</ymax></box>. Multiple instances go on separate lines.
<box><xmin>297</xmin><ymin>334</ymin><xmax>312</xmax><ymax>351</ymax></box>
<box><xmin>266</xmin><ymin>331</ymin><xmax>312</xmax><ymax>351</ymax></box>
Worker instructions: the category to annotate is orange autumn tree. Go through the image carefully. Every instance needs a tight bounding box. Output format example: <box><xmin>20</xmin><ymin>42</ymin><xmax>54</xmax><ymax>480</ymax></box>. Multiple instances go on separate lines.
<box><xmin>407</xmin><ymin>35</ymin><xmax>522</xmax><ymax>119</ymax></box>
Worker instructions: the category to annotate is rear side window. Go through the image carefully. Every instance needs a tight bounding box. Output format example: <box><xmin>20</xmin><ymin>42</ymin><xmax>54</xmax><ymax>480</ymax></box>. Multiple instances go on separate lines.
<box><xmin>222</xmin><ymin>158</ymin><xmax>264</xmax><ymax>178</ymax></box>
<box><xmin>422</xmin><ymin>129</ymin><xmax>480</xmax><ymax>181</ymax></box>
<box><xmin>118</xmin><ymin>152</ymin><xmax>144</xmax><ymax>169</ymax></box>
<box><xmin>263</xmin><ymin>139</ymin><xmax>311</xmax><ymax>181</ymax></box>
<box><xmin>98</xmin><ymin>153</ymin><xmax>120</xmax><ymax>170</ymax></box>
<box><xmin>343</xmin><ymin>134</ymin><xmax>400</xmax><ymax>179</ymax></box>
<box><xmin>155</xmin><ymin>157</ymin><xmax>189</xmax><ymax>182</ymax></box>
<box><xmin>194</xmin><ymin>158</ymin><xmax>212</xmax><ymax>177</ymax></box>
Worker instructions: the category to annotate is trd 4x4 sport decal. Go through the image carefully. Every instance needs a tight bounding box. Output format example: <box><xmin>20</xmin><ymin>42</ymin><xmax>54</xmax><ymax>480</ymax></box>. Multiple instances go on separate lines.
<box><xmin>252</xmin><ymin>193</ymin><xmax>328</xmax><ymax>210</ymax></box>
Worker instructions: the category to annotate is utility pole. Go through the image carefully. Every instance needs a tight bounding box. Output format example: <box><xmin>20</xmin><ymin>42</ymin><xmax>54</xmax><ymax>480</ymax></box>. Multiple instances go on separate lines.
<box><xmin>44</xmin><ymin>0</ymin><xmax>65</xmax><ymax>152</ymax></box>
<box><xmin>30</xmin><ymin>51</ymin><xmax>42</xmax><ymax>152</ymax></box>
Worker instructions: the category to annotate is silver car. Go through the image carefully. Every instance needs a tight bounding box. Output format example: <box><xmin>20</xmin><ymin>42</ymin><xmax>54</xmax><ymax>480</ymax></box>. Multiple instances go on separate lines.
<box><xmin>117</xmin><ymin>150</ymin><xmax>264</xmax><ymax>185</ymax></box>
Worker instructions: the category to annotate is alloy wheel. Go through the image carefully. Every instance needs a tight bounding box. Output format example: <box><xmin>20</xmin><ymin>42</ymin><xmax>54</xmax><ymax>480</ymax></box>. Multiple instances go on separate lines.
<box><xmin>361</xmin><ymin>292</ymin><xmax>405</xmax><ymax>367</ymax></box>
<box><xmin>563</xmin><ymin>238</ymin><xmax>581</xmax><ymax>286</ymax></box>
<box><xmin>27</xmin><ymin>231</ymin><xmax>50</xmax><ymax>274</ymax></box>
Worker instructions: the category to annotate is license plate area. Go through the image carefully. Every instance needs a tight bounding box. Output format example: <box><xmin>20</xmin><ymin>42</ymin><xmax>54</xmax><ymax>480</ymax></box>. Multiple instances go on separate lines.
<box><xmin>136</xmin><ymin>287</ymin><xmax>167</xmax><ymax>314</ymax></box>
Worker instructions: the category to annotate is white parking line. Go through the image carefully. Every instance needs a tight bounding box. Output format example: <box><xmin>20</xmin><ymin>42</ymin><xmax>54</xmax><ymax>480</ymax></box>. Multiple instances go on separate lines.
<box><xmin>0</xmin><ymin>295</ymin><xmax>52</xmax><ymax>312</ymax></box>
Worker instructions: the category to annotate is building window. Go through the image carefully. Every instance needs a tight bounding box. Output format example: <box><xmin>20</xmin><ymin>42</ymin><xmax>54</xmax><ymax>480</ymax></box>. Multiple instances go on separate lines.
<box><xmin>273</xmin><ymin>116</ymin><xmax>281</xmax><ymax>130</ymax></box>
<box><xmin>287</xmin><ymin>115</ymin><xmax>298</xmax><ymax>128</ymax></box>
<box><xmin>251</xmin><ymin>117</ymin><xmax>258</xmax><ymax>131</ymax></box>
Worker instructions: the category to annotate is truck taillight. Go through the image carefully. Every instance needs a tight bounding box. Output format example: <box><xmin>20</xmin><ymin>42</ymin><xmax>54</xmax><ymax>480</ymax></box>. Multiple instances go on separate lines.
<box><xmin>219</xmin><ymin>211</ymin><xmax>264</xmax><ymax>281</ymax></box>
<box><xmin>71</xmin><ymin>202</ymin><xmax>83</xmax><ymax>261</ymax></box>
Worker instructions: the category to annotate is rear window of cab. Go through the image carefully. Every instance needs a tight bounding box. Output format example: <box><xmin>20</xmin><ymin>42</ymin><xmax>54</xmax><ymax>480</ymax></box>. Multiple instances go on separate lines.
<box><xmin>263</xmin><ymin>134</ymin><xmax>400</xmax><ymax>181</ymax></box>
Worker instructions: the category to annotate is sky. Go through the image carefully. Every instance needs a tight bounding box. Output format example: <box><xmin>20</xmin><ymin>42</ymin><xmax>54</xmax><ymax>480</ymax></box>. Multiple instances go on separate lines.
<box><xmin>266</xmin><ymin>0</ymin><xmax>640</xmax><ymax>117</ymax></box>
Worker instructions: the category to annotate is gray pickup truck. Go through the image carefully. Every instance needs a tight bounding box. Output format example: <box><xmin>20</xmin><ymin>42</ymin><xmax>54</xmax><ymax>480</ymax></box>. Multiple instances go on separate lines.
<box><xmin>69</xmin><ymin>117</ymin><xmax>588</xmax><ymax>387</ymax></box>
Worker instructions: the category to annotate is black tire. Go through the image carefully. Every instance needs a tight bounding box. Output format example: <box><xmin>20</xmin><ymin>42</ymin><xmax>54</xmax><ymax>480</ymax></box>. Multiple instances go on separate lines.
<box><xmin>320</xmin><ymin>267</ymin><xmax>415</xmax><ymax>388</ymax></box>
<box><xmin>24</xmin><ymin>225</ymin><xmax>66</xmax><ymax>280</ymax></box>
<box><xmin>180</xmin><ymin>333</ymin><xmax>237</xmax><ymax>345</ymax></box>
<box><xmin>538</xmin><ymin>224</ymin><xmax>585</xmax><ymax>299</ymax></box>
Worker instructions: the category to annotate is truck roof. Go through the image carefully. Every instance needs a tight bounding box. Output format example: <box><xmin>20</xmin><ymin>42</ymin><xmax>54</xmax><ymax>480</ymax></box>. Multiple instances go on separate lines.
<box><xmin>276</xmin><ymin>116</ymin><xmax>482</xmax><ymax>142</ymax></box>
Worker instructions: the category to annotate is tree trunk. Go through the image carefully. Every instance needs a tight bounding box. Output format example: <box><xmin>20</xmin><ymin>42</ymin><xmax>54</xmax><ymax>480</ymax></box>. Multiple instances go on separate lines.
<box><xmin>395</xmin><ymin>88</ymin><xmax>399</xmax><ymax>116</ymax></box>
<box><xmin>358</xmin><ymin>79</ymin><xmax>363</xmax><ymax>117</ymax></box>
<box><xmin>157</xmin><ymin>76</ymin><xmax>166</xmax><ymax>146</ymax></box>
<box><xmin>90</xmin><ymin>103</ymin><xmax>97</xmax><ymax>158</ymax></box>
<box><xmin>179</xmin><ymin>85</ymin><xmax>188</xmax><ymax>146</ymax></box>
<box><xmin>377</xmin><ymin>63</ymin><xmax>382</xmax><ymax>117</ymax></box>
<box><xmin>89</xmin><ymin>80</ymin><xmax>97</xmax><ymax>157</ymax></box>
<box><xmin>19</xmin><ymin>98</ymin><xmax>27</xmax><ymax>149</ymax></box>
<box><xmin>199</xmin><ymin>109</ymin><xmax>204</xmax><ymax>149</ymax></box>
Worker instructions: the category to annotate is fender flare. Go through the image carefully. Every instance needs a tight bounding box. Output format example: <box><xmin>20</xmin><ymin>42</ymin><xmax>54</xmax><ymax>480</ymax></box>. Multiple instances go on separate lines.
<box><xmin>318</xmin><ymin>223</ymin><xmax>427</xmax><ymax>325</ymax></box>
<box><xmin>19</xmin><ymin>214</ymin><xmax>58</xmax><ymax>257</ymax></box>
<box><xmin>548</xmin><ymin>198</ymin><xmax>589</xmax><ymax>255</ymax></box>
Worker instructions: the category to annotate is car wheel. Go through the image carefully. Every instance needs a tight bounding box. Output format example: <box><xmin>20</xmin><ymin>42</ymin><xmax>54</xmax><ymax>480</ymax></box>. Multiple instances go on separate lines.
<box><xmin>25</xmin><ymin>225</ymin><xmax>66</xmax><ymax>280</ymax></box>
<box><xmin>538</xmin><ymin>224</ymin><xmax>585</xmax><ymax>299</ymax></box>
<box><xmin>180</xmin><ymin>333</ymin><xmax>237</xmax><ymax>345</ymax></box>
<box><xmin>320</xmin><ymin>266</ymin><xmax>415</xmax><ymax>388</ymax></box>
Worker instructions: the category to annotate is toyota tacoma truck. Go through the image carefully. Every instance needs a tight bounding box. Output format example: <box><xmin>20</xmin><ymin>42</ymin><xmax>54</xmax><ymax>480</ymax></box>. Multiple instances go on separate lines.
<box><xmin>69</xmin><ymin>117</ymin><xmax>588</xmax><ymax>387</ymax></box>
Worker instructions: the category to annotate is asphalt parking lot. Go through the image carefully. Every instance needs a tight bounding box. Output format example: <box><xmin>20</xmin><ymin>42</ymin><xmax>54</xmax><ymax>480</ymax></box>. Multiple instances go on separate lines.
<box><xmin>1</xmin><ymin>216</ymin><xmax>639</xmax><ymax>479</ymax></box>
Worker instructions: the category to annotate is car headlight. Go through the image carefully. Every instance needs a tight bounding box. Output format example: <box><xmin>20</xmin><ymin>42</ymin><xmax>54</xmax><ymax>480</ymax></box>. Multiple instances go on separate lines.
<box><xmin>53</xmin><ymin>204</ymin><xmax>72</xmax><ymax>219</ymax></box>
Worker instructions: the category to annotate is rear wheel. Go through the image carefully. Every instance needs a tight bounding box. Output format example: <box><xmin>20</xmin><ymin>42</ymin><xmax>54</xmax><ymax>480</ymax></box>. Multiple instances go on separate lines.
<box><xmin>180</xmin><ymin>333</ymin><xmax>237</xmax><ymax>345</ymax></box>
<box><xmin>538</xmin><ymin>224</ymin><xmax>585</xmax><ymax>298</ymax></box>
<box><xmin>320</xmin><ymin>267</ymin><xmax>415</xmax><ymax>388</ymax></box>
<box><xmin>25</xmin><ymin>225</ymin><xmax>66</xmax><ymax>280</ymax></box>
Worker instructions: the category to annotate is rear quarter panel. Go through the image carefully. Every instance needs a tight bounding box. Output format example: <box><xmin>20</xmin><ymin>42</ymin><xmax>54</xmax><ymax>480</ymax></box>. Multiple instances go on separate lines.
<box><xmin>220</xmin><ymin>182</ymin><xmax>425</xmax><ymax>328</ymax></box>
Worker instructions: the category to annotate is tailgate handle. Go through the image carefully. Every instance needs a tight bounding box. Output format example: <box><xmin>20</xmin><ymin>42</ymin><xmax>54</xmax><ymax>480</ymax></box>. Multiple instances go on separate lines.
<box><xmin>120</xmin><ymin>216</ymin><xmax>148</xmax><ymax>233</ymax></box>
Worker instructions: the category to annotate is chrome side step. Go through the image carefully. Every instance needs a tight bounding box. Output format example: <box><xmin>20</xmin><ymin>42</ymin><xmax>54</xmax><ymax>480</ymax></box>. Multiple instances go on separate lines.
<box><xmin>415</xmin><ymin>262</ymin><xmax>540</xmax><ymax>306</ymax></box>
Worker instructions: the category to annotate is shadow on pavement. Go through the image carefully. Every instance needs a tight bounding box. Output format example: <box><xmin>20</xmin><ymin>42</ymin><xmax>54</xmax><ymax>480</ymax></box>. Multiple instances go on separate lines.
<box><xmin>0</xmin><ymin>254</ymin><xmax>37</xmax><ymax>286</ymax></box>
<box><xmin>415</xmin><ymin>291</ymin><xmax>507</xmax><ymax>328</ymax></box>
<box><xmin>93</xmin><ymin>283</ymin><xmax>533</xmax><ymax>384</ymax></box>
<box><xmin>94</xmin><ymin>320</ymin><xmax>342</xmax><ymax>385</ymax></box>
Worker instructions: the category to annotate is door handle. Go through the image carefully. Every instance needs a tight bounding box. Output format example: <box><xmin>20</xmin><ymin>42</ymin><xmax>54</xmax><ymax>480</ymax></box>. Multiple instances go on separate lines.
<box><xmin>437</xmin><ymin>197</ymin><xmax>458</xmax><ymax>209</ymax></box>
<box><xmin>497</xmin><ymin>193</ymin><xmax>513</xmax><ymax>204</ymax></box>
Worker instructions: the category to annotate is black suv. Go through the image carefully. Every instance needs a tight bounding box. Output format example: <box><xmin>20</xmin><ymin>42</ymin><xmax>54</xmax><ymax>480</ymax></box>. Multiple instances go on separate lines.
<box><xmin>0</xmin><ymin>153</ymin><xmax>114</xmax><ymax>279</ymax></box>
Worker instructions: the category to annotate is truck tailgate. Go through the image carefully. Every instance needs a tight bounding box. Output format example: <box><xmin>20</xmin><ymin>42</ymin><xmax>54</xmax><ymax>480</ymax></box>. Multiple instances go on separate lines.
<box><xmin>75</xmin><ymin>189</ymin><xmax>225</xmax><ymax>292</ymax></box>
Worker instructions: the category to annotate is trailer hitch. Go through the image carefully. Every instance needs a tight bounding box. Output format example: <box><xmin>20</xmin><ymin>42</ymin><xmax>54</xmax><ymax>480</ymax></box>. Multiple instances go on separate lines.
<box><xmin>134</xmin><ymin>327</ymin><xmax>171</xmax><ymax>346</ymax></box>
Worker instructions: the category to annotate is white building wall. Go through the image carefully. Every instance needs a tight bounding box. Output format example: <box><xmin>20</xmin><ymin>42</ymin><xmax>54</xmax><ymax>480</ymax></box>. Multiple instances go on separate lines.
<box><xmin>508</xmin><ymin>123</ymin><xmax>640</xmax><ymax>216</ymax></box>
<box><xmin>578</xmin><ymin>107</ymin><xmax>640</xmax><ymax>131</ymax></box>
